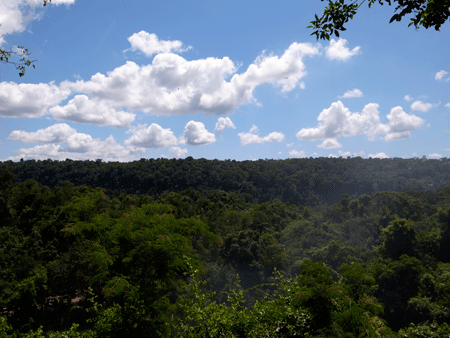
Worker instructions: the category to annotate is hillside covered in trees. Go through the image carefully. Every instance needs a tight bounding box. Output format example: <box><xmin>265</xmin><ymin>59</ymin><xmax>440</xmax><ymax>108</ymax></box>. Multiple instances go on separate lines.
<box><xmin>1</xmin><ymin>156</ymin><xmax>449</xmax><ymax>207</ymax></box>
<box><xmin>1</xmin><ymin>157</ymin><xmax>450</xmax><ymax>337</ymax></box>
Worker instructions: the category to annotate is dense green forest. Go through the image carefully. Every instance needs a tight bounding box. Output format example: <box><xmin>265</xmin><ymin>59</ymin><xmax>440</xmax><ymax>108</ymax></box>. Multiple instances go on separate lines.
<box><xmin>1</xmin><ymin>156</ymin><xmax>449</xmax><ymax>206</ymax></box>
<box><xmin>1</xmin><ymin>158</ymin><xmax>450</xmax><ymax>337</ymax></box>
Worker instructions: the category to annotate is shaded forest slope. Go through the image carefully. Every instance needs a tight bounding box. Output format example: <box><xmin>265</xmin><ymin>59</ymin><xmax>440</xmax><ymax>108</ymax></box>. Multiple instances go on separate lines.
<box><xmin>1</xmin><ymin>156</ymin><xmax>449</xmax><ymax>206</ymax></box>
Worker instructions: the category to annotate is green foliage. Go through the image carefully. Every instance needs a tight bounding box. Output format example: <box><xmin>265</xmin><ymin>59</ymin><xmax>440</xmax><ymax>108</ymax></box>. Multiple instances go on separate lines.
<box><xmin>175</xmin><ymin>267</ymin><xmax>313</xmax><ymax>338</ymax></box>
<box><xmin>2</xmin><ymin>165</ymin><xmax>450</xmax><ymax>336</ymax></box>
<box><xmin>293</xmin><ymin>261</ymin><xmax>335</xmax><ymax>331</ymax></box>
<box><xmin>4</xmin><ymin>157</ymin><xmax>450</xmax><ymax>208</ymax></box>
<box><xmin>309</xmin><ymin>0</ymin><xmax>450</xmax><ymax>41</ymax></box>
<box><xmin>398</xmin><ymin>321</ymin><xmax>450</xmax><ymax>338</ymax></box>
<box><xmin>379</xmin><ymin>217</ymin><xmax>417</xmax><ymax>260</ymax></box>
<box><xmin>406</xmin><ymin>296</ymin><xmax>449</xmax><ymax>324</ymax></box>
<box><xmin>292</xmin><ymin>260</ymin><xmax>395</xmax><ymax>337</ymax></box>
<box><xmin>372</xmin><ymin>254</ymin><xmax>425</xmax><ymax>329</ymax></box>
<box><xmin>340</xmin><ymin>263</ymin><xmax>376</xmax><ymax>302</ymax></box>
<box><xmin>311</xmin><ymin>240</ymin><xmax>362</xmax><ymax>273</ymax></box>
<box><xmin>0</xmin><ymin>46</ymin><xmax>35</xmax><ymax>80</ymax></box>
<box><xmin>0</xmin><ymin>317</ymin><xmax>12</xmax><ymax>337</ymax></box>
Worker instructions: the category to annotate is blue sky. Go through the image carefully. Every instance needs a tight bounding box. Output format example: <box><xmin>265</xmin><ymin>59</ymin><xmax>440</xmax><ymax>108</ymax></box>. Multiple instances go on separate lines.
<box><xmin>0</xmin><ymin>0</ymin><xmax>449</xmax><ymax>162</ymax></box>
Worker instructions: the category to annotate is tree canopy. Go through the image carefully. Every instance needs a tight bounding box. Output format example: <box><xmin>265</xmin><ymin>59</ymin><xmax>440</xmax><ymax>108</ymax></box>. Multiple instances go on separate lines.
<box><xmin>309</xmin><ymin>0</ymin><xmax>450</xmax><ymax>40</ymax></box>
<box><xmin>2</xmin><ymin>165</ymin><xmax>450</xmax><ymax>336</ymax></box>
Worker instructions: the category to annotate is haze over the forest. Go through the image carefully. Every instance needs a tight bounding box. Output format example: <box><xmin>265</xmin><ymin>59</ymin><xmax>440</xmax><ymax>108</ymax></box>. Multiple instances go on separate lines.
<box><xmin>0</xmin><ymin>0</ymin><xmax>449</xmax><ymax>162</ymax></box>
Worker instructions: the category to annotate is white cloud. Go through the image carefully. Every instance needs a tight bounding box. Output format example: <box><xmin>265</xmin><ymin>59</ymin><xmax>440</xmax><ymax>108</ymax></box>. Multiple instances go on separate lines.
<box><xmin>125</xmin><ymin>31</ymin><xmax>191</xmax><ymax>57</ymax></box>
<box><xmin>286</xmin><ymin>143</ymin><xmax>294</xmax><ymax>147</ymax></box>
<box><xmin>169</xmin><ymin>147</ymin><xmax>188</xmax><ymax>158</ymax></box>
<box><xmin>8</xmin><ymin>123</ymin><xmax>76</xmax><ymax>143</ymax></box>
<box><xmin>0</xmin><ymin>82</ymin><xmax>71</xmax><ymax>118</ymax></box>
<box><xmin>234</xmin><ymin>42</ymin><xmax>320</xmax><ymax>93</ymax></box>
<box><xmin>435</xmin><ymin>70</ymin><xmax>450</xmax><ymax>81</ymax></box>
<box><xmin>238</xmin><ymin>125</ymin><xmax>285</xmax><ymax>145</ymax></box>
<box><xmin>66</xmin><ymin>56</ymin><xmax>239</xmax><ymax>115</ymax></box>
<box><xmin>445</xmin><ymin>103</ymin><xmax>450</xmax><ymax>109</ymax></box>
<box><xmin>325</xmin><ymin>38</ymin><xmax>360</xmax><ymax>61</ymax></box>
<box><xmin>0</xmin><ymin>0</ymin><xmax>75</xmax><ymax>46</ymax></box>
<box><xmin>329</xmin><ymin>150</ymin><xmax>365</xmax><ymax>158</ymax></box>
<box><xmin>49</xmin><ymin>95</ymin><xmax>135</xmax><ymax>127</ymax></box>
<box><xmin>124</xmin><ymin>123</ymin><xmax>178</xmax><ymax>150</ymax></box>
<box><xmin>6</xmin><ymin>123</ymin><xmax>135</xmax><ymax>162</ymax></box>
<box><xmin>338</xmin><ymin>151</ymin><xmax>351</xmax><ymax>157</ymax></box>
<box><xmin>65</xmin><ymin>39</ymin><xmax>320</xmax><ymax>116</ymax></box>
<box><xmin>339</xmin><ymin>88</ymin><xmax>363</xmax><ymax>98</ymax></box>
<box><xmin>3</xmin><ymin>36</ymin><xmax>321</xmax><ymax>118</ymax></box>
<box><xmin>264</xmin><ymin>132</ymin><xmax>285</xmax><ymax>142</ymax></box>
<box><xmin>383</xmin><ymin>106</ymin><xmax>425</xmax><ymax>141</ymax></box>
<box><xmin>411</xmin><ymin>100</ymin><xmax>435</xmax><ymax>112</ymax></box>
<box><xmin>289</xmin><ymin>149</ymin><xmax>307</xmax><ymax>158</ymax></box>
<box><xmin>180</xmin><ymin>121</ymin><xmax>216</xmax><ymax>145</ymax></box>
<box><xmin>215</xmin><ymin>117</ymin><xmax>236</xmax><ymax>132</ymax></box>
<box><xmin>249</xmin><ymin>125</ymin><xmax>259</xmax><ymax>133</ymax></box>
<box><xmin>429</xmin><ymin>153</ymin><xmax>442</xmax><ymax>158</ymax></box>
<box><xmin>368</xmin><ymin>152</ymin><xmax>389</xmax><ymax>159</ymax></box>
<box><xmin>296</xmin><ymin>101</ymin><xmax>424</xmax><ymax>144</ymax></box>
<box><xmin>318</xmin><ymin>138</ymin><xmax>342</xmax><ymax>149</ymax></box>
<box><xmin>404</xmin><ymin>95</ymin><xmax>414</xmax><ymax>102</ymax></box>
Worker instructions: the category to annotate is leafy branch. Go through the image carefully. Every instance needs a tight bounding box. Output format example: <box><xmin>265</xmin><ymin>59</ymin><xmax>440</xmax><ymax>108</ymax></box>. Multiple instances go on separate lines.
<box><xmin>0</xmin><ymin>45</ymin><xmax>36</xmax><ymax>80</ymax></box>
<box><xmin>309</xmin><ymin>0</ymin><xmax>450</xmax><ymax>40</ymax></box>
<box><xmin>0</xmin><ymin>0</ymin><xmax>51</xmax><ymax>80</ymax></box>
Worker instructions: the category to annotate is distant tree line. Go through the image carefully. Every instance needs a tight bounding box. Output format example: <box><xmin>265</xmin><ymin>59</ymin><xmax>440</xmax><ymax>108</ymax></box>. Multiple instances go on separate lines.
<box><xmin>1</xmin><ymin>156</ymin><xmax>449</xmax><ymax>207</ymax></box>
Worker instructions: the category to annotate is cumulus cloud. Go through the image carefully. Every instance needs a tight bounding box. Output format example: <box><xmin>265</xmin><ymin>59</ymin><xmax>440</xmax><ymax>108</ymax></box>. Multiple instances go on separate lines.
<box><xmin>234</xmin><ymin>42</ymin><xmax>320</xmax><ymax>93</ymax></box>
<box><xmin>0</xmin><ymin>0</ymin><xmax>75</xmax><ymax>45</ymax></box>
<box><xmin>435</xmin><ymin>70</ymin><xmax>450</xmax><ymax>81</ymax></box>
<box><xmin>368</xmin><ymin>152</ymin><xmax>389</xmax><ymax>159</ymax></box>
<box><xmin>238</xmin><ymin>125</ymin><xmax>285</xmax><ymax>145</ymax></box>
<box><xmin>6</xmin><ymin>123</ymin><xmax>135</xmax><ymax>162</ymax></box>
<box><xmin>404</xmin><ymin>95</ymin><xmax>414</xmax><ymax>102</ymax></box>
<box><xmin>0</xmin><ymin>82</ymin><xmax>71</xmax><ymax>118</ymax></box>
<box><xmin>286</xmin><ymin>143</ymin><xmax>294</xmax><ymax>147</ymax></box>
<box><xmin>445</xmin><ymin>103</ymin><xmax>450</xmax><ymax>109</ymax></box>
<box><xmin>410</xmin><ymin>100</ymin><xmax>436</xmax><ymax>112</ymax></box>
<box><xmin>169</xmin><ymin>146</ymin><xmax>188</xmax><ymax>158</ymax></box>
<box><xmin>8</xmin><ymin>123</ymin><xmax>76</xmax><ymax>143</ymax></box>
<box><xmin>65</xmin><ymin>38</ymin><xmax>320</xmax><ymax>116</ymax></box>
<box><xmin>180</xmin><ymin>121</ymin><xmax>216</xmax><ymax>145</ymax></box>
<box><xmin>2</xmin><ymin>34</ymin><xmax>323</xmax><ymax>119</ymax></box>
<box><xmin>49</xmin><ymin>95</ymin><xmax>135</xmax><ymax>127</ymax></box>
<box><xmin>125</xmin><ymin>31</ymin><xmax>191</xmax><ymax>56</ymax></box>
<box><xmin>429</xmin><ymin>153</ymin><xmax>442</xmax><ymax>158</ymax></box>
<box><xmin>215</xmin><ymin>117</ymin><xmax>236</xmax><ymax>132</ymax></box>
<box><xmin>124</xmin><ymin>123</ymin><xmax>178</xmax><ymax>150</ymax></box>
<box><xmin>339</xmin><ymin>88</ymin><xmax>363</xmax><ymax>98</ymax></box>
<box><xmin>318</xmin><ymin>138</ymin><xmax>342</xmax><ymax>149</ymax></box>
<box><xmin>289</xmin><ymin>149</ymin><xmax>307</xmax><ymax>158</ymax></box>
<box><xmin>383</xmin><ymin>106</ymin><xmax>425</xmax><ymax>141</ymax></box>
<box><xmin>296</xmin><ymin>101</ymin><xmax>424</xmax><ymax>144</ymax></box>
<box><xmin>325</xmin><ymin>38</ymin><xmax>360</xmax><ymax>61</ymax></box>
